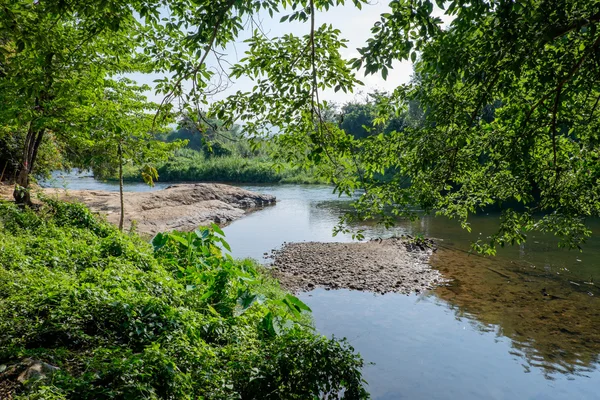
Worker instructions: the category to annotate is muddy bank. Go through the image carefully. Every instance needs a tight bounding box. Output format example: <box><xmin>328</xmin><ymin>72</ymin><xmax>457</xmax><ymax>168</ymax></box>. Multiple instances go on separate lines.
<box><xmin>0</xmin><ymin>183</ymin><xmax>275</xmax><ymax>235</ymax></box>
<box><xmin>269</xmin><ymin>237</ymin><xmax>448</xmax><ymax>295</ymax></box>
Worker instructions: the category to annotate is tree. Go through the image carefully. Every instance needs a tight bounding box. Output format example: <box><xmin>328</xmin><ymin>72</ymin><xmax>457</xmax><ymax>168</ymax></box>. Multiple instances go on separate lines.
<box><xmin>340</xmin><ymin>101</ymin><xmax>376</xmax><ymax>139</ymax></box>
<box><xmin>84</xmin><ymin>79</ymin><xmax>181</xmax><ymax>231</ymax></box>
<box><xmin>338</xmin><ymin>92</ymin><xmax>407</xmax><ymax>139</ymax></box>
<box><xmin>164</xmin><ymin>113</ymin><xmax>240</xmax><ymax>156</ymax></box>
<box><xmin>214</xmin><ymin>0</ymin><xmax>600</xmax><ymax>252</ymax></box>
<box><xmin>1</xmin><ymin>0</ymin><xmax>368</xmax><ymax>205</ymax></box>
<box><xmin>7</xmin><ymin>0</ymin><xmax>596</xmax><ymax>251</ymax></box>
<box><xmin>0</xmin><ymin>0</ymin><xmax>153</xmax><ymax>204</ymax></box>
<box><xmin>349</xmin><ymin>0</ymin><xmax>600</xmax><ymax>252</ymax></box>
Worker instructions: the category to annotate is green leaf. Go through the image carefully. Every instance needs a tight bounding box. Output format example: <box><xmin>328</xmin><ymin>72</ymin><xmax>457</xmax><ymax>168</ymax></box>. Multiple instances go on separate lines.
<box><xmin>237</xmin><ymin>290</ymin><xmax>258</xmax><ymax>311</ymax></box>
<box><xmin>211</xmin><ymin>223</ymin><xmax>225</xmax><ymax>236</ymax></box>
<box><xmin>151</xmin><ymin>232</ymin><xmax>169</xmax><ymax>251</ymax></box>
<box><xmin>169</xmin><ymin>233</ymin><xmax>190</xmax><ymax>248</ymax></box>
<box><xmin>284</xmin><ymin>294</ymin><xmax>312</xmax><ymax>312</ymax></box>
<box><xmin>220</xmin><ymin>239</ymin><xmax>232</xmax><ymax>252</ymax></box>
<box><xmin>261</xmin><ymin>312</ymin><xmax>278</xmax><ymax>337</ymax></box>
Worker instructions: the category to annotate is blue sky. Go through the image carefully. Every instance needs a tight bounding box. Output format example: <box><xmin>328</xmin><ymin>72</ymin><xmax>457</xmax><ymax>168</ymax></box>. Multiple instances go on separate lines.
<box><xmin>131</xmin><ymin>1</ymin><xmax>451</xmax><ymax>108</ymax></box>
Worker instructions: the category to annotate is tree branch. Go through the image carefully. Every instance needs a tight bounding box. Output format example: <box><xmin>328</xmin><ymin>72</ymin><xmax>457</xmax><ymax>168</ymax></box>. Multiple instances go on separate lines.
<box><xmin>523</xmin><ymin>34</ymin><xmax>600</xmax><ymax>131</ymax></box>
<box><xmin>551</xmin><ymin>85</ymin><xmax>560</xmax><ymax>172</ymax></box>
<box><xmin>29</xmin><ymin>129</ymin><xmax>45</xmax><ymax>172</ymax></box>
<box><xmin>588</xmin><ymin>93</ymin><xmax>600</xmax><ymax>124</ymax></box>
<box><xmin>549</xmin><ymin>11</ymin><xmax>600</xmax><ymax>41</ymax></box>
<box><xmin>154</xmin><ymin>0</ymin><xmax>237</xmax><ymax>126</ymax></box>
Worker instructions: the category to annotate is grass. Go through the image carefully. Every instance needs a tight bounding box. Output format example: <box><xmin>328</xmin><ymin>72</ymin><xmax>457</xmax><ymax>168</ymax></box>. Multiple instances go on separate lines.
<box><xmin>117</xmin><ymin>149</ymin><xmax>330</xmax><ymax>185</ymax></box>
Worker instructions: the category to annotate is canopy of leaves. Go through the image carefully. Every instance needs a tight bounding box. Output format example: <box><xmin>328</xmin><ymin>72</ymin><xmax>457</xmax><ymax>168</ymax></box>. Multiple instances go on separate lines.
<box><xmin>1</xmin><ymin>0</ymin><xmax>370</xmax><ymax>191</ymax></box>
<box><xmin>349</xmin><ymin>0</ymin><xmax>600</xmax><ymax>253</ymax></box>
<box><xmin>212</xmin><ymin>0</ymin><xmax>600</xmax><ymax>253</ymax></box>
<box><xmin>81</xmin><ymin>78</ymin><xmax>181</xmax><ymax>181</ymax></box>
<box><xmin>338</xmin><ymin>92</ymin><xmax>407</xmax><ymax>139</ymax></box>
<box><xmin>3</xmin><ymin>0</ymin><xmax>598</xmax><ymax>247</ymax></box>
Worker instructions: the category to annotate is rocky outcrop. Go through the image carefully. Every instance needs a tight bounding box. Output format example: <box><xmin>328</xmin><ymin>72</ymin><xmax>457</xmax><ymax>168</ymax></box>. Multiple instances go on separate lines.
<box><xmin>1</xmin><ymin>183</ymin><xmax>275</xmax><ymax>235</ymax></box>
<box><xmin>269</xmin><ymin>237</ymin><xmax>448</xmax><ymax>295</ymax></box>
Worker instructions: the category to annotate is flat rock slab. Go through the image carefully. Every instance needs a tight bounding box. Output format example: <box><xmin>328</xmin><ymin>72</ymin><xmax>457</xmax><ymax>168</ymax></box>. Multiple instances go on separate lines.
<box><xmin>2</xmin><ymin>183</ymin><xmax>275</xmax><ymax>235</ymax></box>
<box><xmin>269</xmin><ymin>238</ymin><xmax>448</xmax><ymax>295</ymax></box>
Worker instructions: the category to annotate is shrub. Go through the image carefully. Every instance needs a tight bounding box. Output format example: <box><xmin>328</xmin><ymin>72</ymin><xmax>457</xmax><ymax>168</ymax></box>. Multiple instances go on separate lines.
<box><xmin>0</xmin><ymin>201</ymin><xmax>368</xmax><ymax>399</ymax></box>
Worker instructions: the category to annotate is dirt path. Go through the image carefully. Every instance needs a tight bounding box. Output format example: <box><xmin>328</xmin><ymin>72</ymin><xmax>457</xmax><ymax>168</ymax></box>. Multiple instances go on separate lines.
<box><xmin>269</xmin><ymin>237</ymin><xmax>448</xmax><ymax>295</ymax></box>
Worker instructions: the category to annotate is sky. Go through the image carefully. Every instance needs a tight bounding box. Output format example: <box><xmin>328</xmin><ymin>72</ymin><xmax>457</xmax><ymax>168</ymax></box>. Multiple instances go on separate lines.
<box><xmin>131</xmin><ymin>1</ymin><xmax>452</xmax><ymax>108</ymax></box>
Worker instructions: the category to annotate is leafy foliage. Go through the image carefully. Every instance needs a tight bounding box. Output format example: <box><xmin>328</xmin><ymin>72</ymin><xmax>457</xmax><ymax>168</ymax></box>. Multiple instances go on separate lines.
<box><xmin>116</xmin><ymin>148</ymin><xmax>329</xmax><ymax>184</ymax></box>
<box><xmin>211</xmin><ymin>0</ymin><xmax>600</xmax><ymax>253</ymax></box>
<box><xmin>0</xmin><ymin>200</ymin><xmax>367</xmax><ymax>399</ymax></box>
<box><xmin>3</xmin><ymin>0</ymin><xmax>594</xmax><ymax>250</ymax></box>
<box><xmin>0</xmin><ymin>0</ymin><xmax>152</xmax><ymax>202</ymax></box>
<box><xmin>82</xmin><ymin>79</ymin><xmax>180</xmax><ymax>182</ymax></box>
<box><xmin>345</xmin><ymin>0</ymin><xmax>600</xmax><ymax>253</ymax></box>
<box><xmin>160</xmin><ymin>114</ymin><xmax>251</xmax><ymax>157</ymax></box>
<box><xmin>338</xmin><ymin>92</ymin><xmax>407</xmax><ymax>139</ymax></box>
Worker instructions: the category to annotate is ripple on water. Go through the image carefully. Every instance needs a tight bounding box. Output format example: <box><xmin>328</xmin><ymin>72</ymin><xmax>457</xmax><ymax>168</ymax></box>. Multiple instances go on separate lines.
<box><xmin>431</xmin><ymin>247</ymin><xmax>600</xmax><ymax>380</ymax></box>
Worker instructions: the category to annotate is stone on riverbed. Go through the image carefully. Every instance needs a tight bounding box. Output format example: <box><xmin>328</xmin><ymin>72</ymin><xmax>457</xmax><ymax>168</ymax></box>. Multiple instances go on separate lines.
<box><xmin>269</xmin><ymin>237</ymin><xmax>448</xmax><ymax>295</ymax></box>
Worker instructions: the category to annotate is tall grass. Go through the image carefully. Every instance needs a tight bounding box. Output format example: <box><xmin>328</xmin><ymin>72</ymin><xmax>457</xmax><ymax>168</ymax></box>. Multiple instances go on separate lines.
<box><xmin>121</xmin><ymin>149</ymin><xmax>329</xmax><ymax>184</ymax></box>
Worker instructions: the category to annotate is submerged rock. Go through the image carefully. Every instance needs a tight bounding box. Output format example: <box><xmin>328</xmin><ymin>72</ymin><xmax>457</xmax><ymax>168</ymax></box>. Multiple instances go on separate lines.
<box><xmin>270</xmin><ymin>237</ymin><xmax>448</xmax><ymax>295</ymax></box>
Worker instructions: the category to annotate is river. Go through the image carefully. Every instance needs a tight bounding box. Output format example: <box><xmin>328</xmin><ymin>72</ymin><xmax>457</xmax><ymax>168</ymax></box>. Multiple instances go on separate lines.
<box><xmin>42</xmin><ymin>173</ymin><xmax>600</xmax><ymax>399</ymax></box>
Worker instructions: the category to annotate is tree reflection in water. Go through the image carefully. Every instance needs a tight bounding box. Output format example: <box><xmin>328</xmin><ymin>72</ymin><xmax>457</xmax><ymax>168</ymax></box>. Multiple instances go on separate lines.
<box><xmin>430</xmin><ymin>247</ymin><xmax>600</xmax><ymax>379</ymax></box>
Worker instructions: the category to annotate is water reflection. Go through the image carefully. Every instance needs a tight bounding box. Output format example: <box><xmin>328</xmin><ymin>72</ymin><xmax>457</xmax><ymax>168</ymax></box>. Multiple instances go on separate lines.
<box><xmin>233</xmin><ymin>185</ymin><xmax>600</xmax><ymax>389</ymax></box>
<box><xmin>300</xmin><ymin>288</ymin><xmax>600</xmax><ymax>400</ymax></box>
<box><xmin>430</xmin><ymin>247</ymin><xmax>600</xmax><ymax>379</ymax></box>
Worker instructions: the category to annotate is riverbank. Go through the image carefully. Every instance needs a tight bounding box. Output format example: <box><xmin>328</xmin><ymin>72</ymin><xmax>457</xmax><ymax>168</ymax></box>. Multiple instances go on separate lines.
<box><xmin>6</xmin><ymin>181</ymin><xmax>600</xmax><ymax>399</ymax></box>
<box><xmin>0</xmin><ymin>183</ymin><xmax>275</xmax><ymax>235</ymax></box>
<box><xmin>269</xmin><ymin>237</ymin><xmax>448</xmax><ymax>295</ymax></box>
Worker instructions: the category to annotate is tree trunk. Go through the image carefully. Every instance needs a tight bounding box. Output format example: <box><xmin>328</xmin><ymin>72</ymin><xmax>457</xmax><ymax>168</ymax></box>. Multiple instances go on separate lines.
<box><xmin>118</xmin><ymin>142</ymin><xmax>125</xmax><ymax>232</ymax></box>
<box><xmin>13</xmin><ymin>127</ymin><xmax>45</xmax><ymax>206</ymax></box>
<box><xmin>14</xmin><ymin>53</ymin><xmax>54</xmax><ymax>205</ymax></box>
<box><xmin>0</xmin><ymin>162</ymin><xmax>7</xmax><ymax>182</ymax></box>
<box><xmin>13</xmin><ymin>167</ymin><xmax>31</xmax><ymax>205</ymax></box>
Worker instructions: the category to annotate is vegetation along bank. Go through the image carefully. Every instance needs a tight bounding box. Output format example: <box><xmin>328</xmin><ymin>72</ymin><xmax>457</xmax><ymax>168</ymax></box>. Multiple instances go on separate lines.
<box><xmin>0</xmin><ymin>200</ymin><xmax>368</xmax><ymax>399</ymax></box>
<box><xmin>118</xmin><ymin>149</ymin><xmax>329</xmax><ymax>185</ymax></box>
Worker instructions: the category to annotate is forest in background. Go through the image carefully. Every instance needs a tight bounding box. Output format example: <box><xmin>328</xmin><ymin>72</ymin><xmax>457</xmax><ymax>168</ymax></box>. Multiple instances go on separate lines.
<box><xmin>100</xmin><ymin>94</ymin><xmax>413</xmax><ymax>185</ymax></box>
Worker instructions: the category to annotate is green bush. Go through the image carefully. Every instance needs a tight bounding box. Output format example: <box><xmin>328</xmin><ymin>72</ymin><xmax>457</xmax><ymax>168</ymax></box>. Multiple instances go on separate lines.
<box><xmin>0</xmin><ymin>201</ymin><xmax>367</xmax><ymax>399</ymax></box>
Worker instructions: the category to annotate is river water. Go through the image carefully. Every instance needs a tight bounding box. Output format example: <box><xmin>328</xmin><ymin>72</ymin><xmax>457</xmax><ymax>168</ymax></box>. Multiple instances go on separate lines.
<box><xmin>42</xmin><ymin>174</ymin><xmax>600</xmax><ymax>399</ymax></box>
